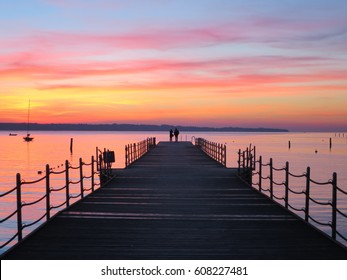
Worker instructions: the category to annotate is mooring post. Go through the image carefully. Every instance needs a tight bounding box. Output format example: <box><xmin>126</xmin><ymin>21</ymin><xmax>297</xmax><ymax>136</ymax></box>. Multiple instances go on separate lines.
<box><xmin>305</xmin><ymin>167</ymin><xmax>311</xmax><ymax>222</ymax></box>
<box><xmin>46</xmin><ymin>164</ymin><xmax>51</xmax><ymax>220</ymax></box>
<box><xmin>70</xmin><ymin>138</ymin><xmax>73</xmax><ymax>154</ymax></box>
<box><xmin>285</xmin><ymin>161</ymin><xmax>289</xmax><ymax>209</ymax></box>
<box><xmin>288</xmin><ymin>140</ymin><xmax>291</xmax><ymax>150</ymax></box>
<box><xmin>65</xmin><ymin>160</ymin><xmax>70</xmax><ymax>207</ymax></box>
<box><xmin>16</xmin><ymin>173</ymin><xmax>23</xmax><ymax>242</ymax></box>
<box><xmin>331</xmin><ymin>172</ymin><xmax>337</xmax><ymax>240</ymax></box>
<box><xmin>329</xmin><ymin>138</ymin><xmax>332</xmax><ymax>149</ymax></box>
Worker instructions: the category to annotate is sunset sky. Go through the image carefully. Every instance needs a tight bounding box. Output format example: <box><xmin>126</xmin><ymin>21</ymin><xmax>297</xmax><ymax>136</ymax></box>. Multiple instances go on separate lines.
<box><xmin>1</xmin><ymin>0</ymin><xmax>347</xmax><ymax>131</ymax></box>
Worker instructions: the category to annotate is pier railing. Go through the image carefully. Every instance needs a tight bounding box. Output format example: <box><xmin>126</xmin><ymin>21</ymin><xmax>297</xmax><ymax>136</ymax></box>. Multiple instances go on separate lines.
<box><xmin>238</xmin><ymin>146</ymin><xmax>347</xmax><ymax>247</ymax></box>
<box><xmin>237</xmin><ymin>145</ymin><xmax>256</xmax><ymax>184</ymax></box>
<box><xmin>0</xmin><ymin>148</ymin><xmax>113</xmax><ymax>253</ymax></box>
<box><xmin>125</xmin><ymin>137</ymin><xmax>156</xmax><ymax>167</ymax></box>
<box><xmin>195</xmin><ymin>138</ymin><xmax>226</xmax><ymax>166</ymax></box>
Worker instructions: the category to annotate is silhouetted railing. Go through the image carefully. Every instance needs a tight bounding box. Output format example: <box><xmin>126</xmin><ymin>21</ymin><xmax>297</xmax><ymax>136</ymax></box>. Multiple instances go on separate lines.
<box><xmin>195</xmin><ymin>138</ymin><xmax>226</xmax><ymax>166</ymax></box>
<box><xmin>237</xmin><ymin>145</ymin><xmax>256</xmax><ymax>184</ymax></box>
<box><xmin>238</xmin><ymin>146</ymin><xmax>347</xmax><ymax>247</ymax></box>
<box><xmin>0</xmin><ymin>148</ymin><xmax>113</xmax><ymax>253</ymax></box>
<box><xmin>125</xmin><ymin>137</ymin><xmax>156</xmax><ymax>167</ymax></box>
<box><xmin>96</xmin><ymin>148</ymin><xmax>115</xmax><ymax>184</ymax></box>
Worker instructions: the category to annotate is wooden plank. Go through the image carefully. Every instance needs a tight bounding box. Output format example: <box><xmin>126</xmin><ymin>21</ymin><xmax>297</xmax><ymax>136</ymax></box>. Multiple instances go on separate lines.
<box><xmin>3</xmin><ymin>142</ymin><xmax>347</xmax><ymax>259</ymax></box>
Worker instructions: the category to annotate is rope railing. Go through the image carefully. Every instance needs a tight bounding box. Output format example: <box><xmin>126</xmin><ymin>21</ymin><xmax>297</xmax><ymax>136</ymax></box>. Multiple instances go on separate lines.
<box><xmin>194</xmin><ymin>138</ymin><xmax>226</xmax><ymax>166</ymax></box>
<box><xmin>0</xmin><ymin>147</ymin><xmax>113</xmax><ymax>252</ymax></box>
<box><xmin>125</xmin><ymin>137</ymin><xmax>156</xmax><ymax>167</ymax></box>
<box><xmin>0</xmin><ymin>186</ymin><xmax>17</xmax><ymax>198</ymax></box>
<box><xmin>238</xmin><ymin>146</ymin><xmax>347</xmax><ymax>247</ymax></box>
<box><xmin>337</xmin><ymin>231</ymin><xmax>347</xmax><ymax>242</ymax></box>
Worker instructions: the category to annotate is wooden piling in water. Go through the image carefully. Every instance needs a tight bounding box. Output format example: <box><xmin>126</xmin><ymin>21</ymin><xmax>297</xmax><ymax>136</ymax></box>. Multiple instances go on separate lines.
<box><xmin>330</xmin><ymin>137</ymin><xmax>332</xmax><ymax>149</ymax></box>
<box><xmin>70</xmin><ymin>138</ymin><xmax>73</xmax><ymax>154</ymax></box>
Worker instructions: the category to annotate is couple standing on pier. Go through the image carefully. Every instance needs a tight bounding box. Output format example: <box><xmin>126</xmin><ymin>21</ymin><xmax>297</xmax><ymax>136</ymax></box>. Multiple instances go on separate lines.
<box><xmin>169</xmin><ymin>128</ymin><xmax>179</xmax><ymax>142</ymax></box>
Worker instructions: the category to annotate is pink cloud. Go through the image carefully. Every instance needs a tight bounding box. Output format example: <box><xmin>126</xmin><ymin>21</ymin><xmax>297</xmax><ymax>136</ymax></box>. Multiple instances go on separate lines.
<box><xmin>0</xmin><ymin>23</ymin><xmax>246</xmax><ymax>52</ymax></box>
<box><xmin>2</xmin><ymin>49</ymin><xmax>347</xmax><ymax>98</ymax></box>
<box><xmin>0</xmin><ymin>51</ymin><xmax>338</xmax><ymax>78</ymax></box>
<box><xmin>46</xmin><ymin>28</ymin><xmax>242</xmax><ymax>50</ymax></box>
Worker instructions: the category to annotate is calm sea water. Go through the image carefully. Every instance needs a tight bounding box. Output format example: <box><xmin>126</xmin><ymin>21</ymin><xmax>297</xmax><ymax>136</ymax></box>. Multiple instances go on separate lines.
<box><xmin>1</xmin><ymin>131</ymin><xmax>346</xmax><ymax>254</ymax></box>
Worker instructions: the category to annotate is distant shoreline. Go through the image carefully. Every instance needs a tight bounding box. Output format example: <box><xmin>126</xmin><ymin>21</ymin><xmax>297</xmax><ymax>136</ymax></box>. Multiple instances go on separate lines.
<box><xmin>0</xmin><ymin>122</ymin><xmax>289</xmax><ymax>132</ymax></box>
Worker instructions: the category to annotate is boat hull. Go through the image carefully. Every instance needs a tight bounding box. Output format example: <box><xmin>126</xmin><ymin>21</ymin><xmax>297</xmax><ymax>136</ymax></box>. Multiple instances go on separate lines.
<box><xmin>23</xmin><ymin>136</ymin><xmax>34</xmax><ymax>142</ymax></box>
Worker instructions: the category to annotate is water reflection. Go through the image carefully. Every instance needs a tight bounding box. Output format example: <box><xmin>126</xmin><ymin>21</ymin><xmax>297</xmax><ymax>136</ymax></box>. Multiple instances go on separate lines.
<box><xmin>0</xmin><ymin>131</ymin><xmax>346</xmax><ymax>253</ymax></box>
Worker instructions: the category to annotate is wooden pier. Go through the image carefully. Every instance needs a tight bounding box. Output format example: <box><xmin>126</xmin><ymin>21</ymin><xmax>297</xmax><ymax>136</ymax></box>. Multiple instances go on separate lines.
<box><xmin>3</xmin><ymin>142</ymin><xmax>347</xmax><ymax>259</ymax></box>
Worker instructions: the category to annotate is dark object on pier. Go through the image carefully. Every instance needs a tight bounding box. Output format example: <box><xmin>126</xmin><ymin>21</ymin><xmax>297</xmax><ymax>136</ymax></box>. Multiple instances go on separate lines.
<box><xmin>103</xmin><ymin>151</ymin><xmax>115</xmax><ymax>163</ymax></box>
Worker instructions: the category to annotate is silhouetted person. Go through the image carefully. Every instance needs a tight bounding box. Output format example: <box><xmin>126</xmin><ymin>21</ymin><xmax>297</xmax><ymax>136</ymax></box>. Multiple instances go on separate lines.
<box><xmin>174</xmin><ymin>128</ymin><xmax>179</xmax><ymax>142</ymax></box>
<box><xmin>169</xmin><ymin>129</ymin><xmax>174</xmax><ymax>142</ymax></box>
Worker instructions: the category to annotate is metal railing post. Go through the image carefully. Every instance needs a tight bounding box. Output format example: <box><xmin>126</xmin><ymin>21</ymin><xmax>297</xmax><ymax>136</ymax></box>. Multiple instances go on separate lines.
<box><xmin>96</xmin><ymin>147</ymin><xmax>99</xmax><ymax>171</ymax></box>
<box><xmin>223</xmin><ymin>144</ymin><xmax>226</xmax><ymax>166</ymax></box>
<box><xmin>133</xmin><ymin>143</ymin><xmax>136</xmax><ymax>161</ymax></box>
<box><xmin>65</xmin><ymin>160</ymin><xmax>70</xmax><ymax>207</ymax></box>
<box><xmin>269</xmin><ymin>158</ymin><xmax>273</xmax><ymax>200</ymax></box>
<box><xmin>250</xmin><ymin>154</ymin><xmax>253</xmax><ymax>173</ymax></box>
<box><xmin>242</xmin><ymin>151</ymin><xmax>245</xmax><ymax>173</ymax></box>
<box><xmin>99</xmin><ymin>154</ymin><xmax>103</xmax><ymax>185</ymax></box>
<box><xmin>91</xmin><ymin>156</ymin><xmax>95</xmax><ymax>192</ymax></box>
<box><xmin>246</xmin><ymin>147</ymin><xmax>249</xmax><ymax>168</ymax></box>
<box><xmin>305</xmin><ymin>167</ymin><xmax>311</xmax><ymax>222</ymax></box>
<box><xmin>79</xmin><ymin>158</ymin><xmax>84</xmax><ymax>199</ymax></box>
<box><xmin>258</xmin><ymin>156</ymin><xmax>262</xmax><ymax>192</ymax></box>
<box><xmin>249</xmin><ymin>154</ymin><xmax>253</xmax><ymax>185</ymax></box>
<box><xmin>238</xmin><ymin>149</ymin><xmax>241</xmax><ymax>175</ymax></box>
<box><xmin>125</xmin><ymin>145</ymin><xmax>128</xmax><ymax>167</ymax></box>
<box><xmin>16</xmin><ymin>173</ymin><xmax>23</xmax><ymax>242</ymax></box>
<box><xmin>331</xmin><ymin>172</ymin><xmax>337</xmax><ymax>239</ymax></box>
<box><xmin>285</xmin><ymin>161</ymin><xmax>289</xmax><ymax>209</ymax></box>
<box><xmin>46</xmin><ymin>164</ymin><xmax>51</xmax><ymax>220</ymax></box>
<box><xmin>131</xmin><ymin>143</ymin><xmax>133</xmax><ymax>162</ymax></box>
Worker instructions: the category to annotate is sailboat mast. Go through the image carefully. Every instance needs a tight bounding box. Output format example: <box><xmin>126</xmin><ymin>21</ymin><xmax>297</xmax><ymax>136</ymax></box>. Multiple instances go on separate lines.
<box><xmin>23</xmin><ymin>99</ymin><xmax>34</xmax><ymax>141</ymax></box>
<box><xmin>26</xmin><ymin>99</ymin><xmax>31</xmax><ymax>135</ymax></box>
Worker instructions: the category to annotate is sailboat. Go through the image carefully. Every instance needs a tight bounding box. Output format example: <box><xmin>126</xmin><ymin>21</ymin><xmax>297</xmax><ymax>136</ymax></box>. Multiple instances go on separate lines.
<box><xmin>23</xmin><ymin>100</ymin><xmax>34</xmax><ymax>142</ymax></box>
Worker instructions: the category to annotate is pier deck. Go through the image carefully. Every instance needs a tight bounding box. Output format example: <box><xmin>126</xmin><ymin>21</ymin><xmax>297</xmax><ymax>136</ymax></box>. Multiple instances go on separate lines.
<box><xmin>3</xmin><ymin>142</ymin><xmax>347</xmax><ymax>259</ymax></box>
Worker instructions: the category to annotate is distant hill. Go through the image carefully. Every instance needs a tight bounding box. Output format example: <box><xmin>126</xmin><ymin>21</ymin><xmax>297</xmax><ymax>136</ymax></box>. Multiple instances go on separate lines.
<box><xmin>0</xmin><ymin>123</ymin><xmax>289</xmax><ymax>132</ymax></box>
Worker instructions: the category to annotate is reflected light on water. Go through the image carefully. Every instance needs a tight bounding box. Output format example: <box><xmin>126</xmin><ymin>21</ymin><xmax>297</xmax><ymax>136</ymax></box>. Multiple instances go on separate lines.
<box><xmin>0</xmin><ymin>131</ymin><xmax>346</xmax><ymax>253</ymax></box>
